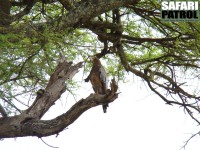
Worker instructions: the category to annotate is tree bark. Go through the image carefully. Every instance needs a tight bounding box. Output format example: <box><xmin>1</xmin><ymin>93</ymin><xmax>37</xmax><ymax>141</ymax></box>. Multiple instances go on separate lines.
<box><xmin>0</xmin><ymin>58</ymin><xmax>118</xmax><ymax>138</ymax></box>
<box><xmin>0</xmin><ymin>0</ymin><xmax>11</xmax><ymax>26</ymax></box>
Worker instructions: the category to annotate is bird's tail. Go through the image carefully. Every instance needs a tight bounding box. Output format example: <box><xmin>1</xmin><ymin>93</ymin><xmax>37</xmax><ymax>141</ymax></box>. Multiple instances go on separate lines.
<box><xmin>102</xmin><ymin>104</ymin><xmax>109</xmax><ymax>113</ymax></box>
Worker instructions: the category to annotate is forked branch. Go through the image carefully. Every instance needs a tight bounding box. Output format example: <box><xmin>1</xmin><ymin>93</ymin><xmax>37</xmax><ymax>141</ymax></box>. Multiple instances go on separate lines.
<box><xmin>0</xmin><ymin>57</ymin><xmax>118</xmax><ymax>138</ymax></box>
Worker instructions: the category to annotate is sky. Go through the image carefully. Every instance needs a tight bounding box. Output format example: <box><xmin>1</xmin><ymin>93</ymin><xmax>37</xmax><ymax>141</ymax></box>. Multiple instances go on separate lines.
<box><xmin>1</xmin><ymin>72</ymin><xmax>200</xmax><ymax>150</ymax></box>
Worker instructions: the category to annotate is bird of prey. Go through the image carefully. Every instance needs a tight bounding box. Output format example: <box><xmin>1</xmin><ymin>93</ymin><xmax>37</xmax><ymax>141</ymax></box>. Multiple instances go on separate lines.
<box><xmin>85</xmin><ymin>56</ymin><xmax>108</xmax><ymax>113</ymax></box>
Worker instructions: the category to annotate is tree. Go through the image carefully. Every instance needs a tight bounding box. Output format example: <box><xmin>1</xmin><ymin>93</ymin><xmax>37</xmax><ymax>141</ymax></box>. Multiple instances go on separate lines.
<box><xmin>0</xmin><ymin>0</ymin><xmax>199</xmax><ymax>142</ymax></box>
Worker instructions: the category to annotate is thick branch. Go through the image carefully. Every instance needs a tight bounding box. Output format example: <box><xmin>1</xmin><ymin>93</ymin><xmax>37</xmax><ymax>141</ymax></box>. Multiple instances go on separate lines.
<box><xmin>0</xmin><ymin>79</ymin><xmax>118</xmax><ymax>138</ymax></box>
<box><xmin>59</xmin><ymin>0</ymin><xmax>135</xmax><ymax>28</ymax></box>
<box><xmin>24</xmin><ymin>60</ymin><xmax>83</xmax><ymax>119</ymax></box>
<box><xmin>86</xmin><ymin>20</ymin><xmax>193</xmax><ymax>46</ymax></box>
<box><xmin>0</xmin><ymin>0</ymin><xmax>135</xmax><ymax>34</ymax></box>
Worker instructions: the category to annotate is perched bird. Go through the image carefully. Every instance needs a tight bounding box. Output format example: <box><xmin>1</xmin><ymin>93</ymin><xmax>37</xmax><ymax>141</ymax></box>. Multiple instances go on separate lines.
<box><xmin>85</xmin><ymin>56</ymin><xmax>108</xmax><ymax>113</ymax></box>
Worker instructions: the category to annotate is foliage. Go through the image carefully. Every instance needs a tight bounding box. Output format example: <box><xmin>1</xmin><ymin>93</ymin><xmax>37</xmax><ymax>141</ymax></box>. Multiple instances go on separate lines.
<box><xmin>0</xmin><ymin>0</ymin><xmax>199</xmax><ymax>141</ymax></box>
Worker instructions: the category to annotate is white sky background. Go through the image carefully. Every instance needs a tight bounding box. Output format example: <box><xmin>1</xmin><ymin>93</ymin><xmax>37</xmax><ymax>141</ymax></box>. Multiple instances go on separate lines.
<box><xmin>1</xmin><ymin>70</ymin><xmax>200</xmax><ymax>150</ymax></box>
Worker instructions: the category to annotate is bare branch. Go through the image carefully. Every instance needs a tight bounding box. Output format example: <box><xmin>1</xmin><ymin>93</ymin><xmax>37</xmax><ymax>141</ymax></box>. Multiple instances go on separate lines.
<box><xmin>181</xmin><ymin>131</ymin><xmax>200</xmax><ymax>150</ymax></box>
<box><xmin>0</xmin><ymin>78</ymin><xmax>118</xmax><ymax>138</ymax></box>
<box><xmin>25</xmin><ymin>59</ymin><xmax>83</xmax><ymax>119</ymax></box>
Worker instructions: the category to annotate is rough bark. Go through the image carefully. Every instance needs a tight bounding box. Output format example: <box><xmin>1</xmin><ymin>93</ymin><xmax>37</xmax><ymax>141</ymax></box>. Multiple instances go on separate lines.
<box><xmin>0</xmin><ymin>0</ymin><xmax>199</xmax><ymax>141</ymax></box>
<box><xmin>0</xmin><ymin>58</ymin><xmax>118</xmax><ymax>138</ymax></box>
<box><xmin>0</xmin><ymin>0</ymin><xmax>136</xmax><ymax>33</ymax></box>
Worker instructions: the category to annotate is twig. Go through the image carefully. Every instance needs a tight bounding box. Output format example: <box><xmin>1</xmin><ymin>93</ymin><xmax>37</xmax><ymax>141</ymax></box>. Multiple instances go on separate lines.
<box><xmin>40</xmin><ymin>138</ymin><xmax>59</xmax><ymax>149</ymax></box>
<box><xmin>181</xmin><ymin>131</ymin><xmax>200</xmax><ymax>150</ymax></box>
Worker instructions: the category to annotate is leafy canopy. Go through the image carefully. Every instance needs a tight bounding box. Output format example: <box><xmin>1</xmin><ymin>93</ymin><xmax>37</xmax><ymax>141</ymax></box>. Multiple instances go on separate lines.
<box><xmin>0</xmin><ymin>0</ymin><xmax>199</xmax><ymax>126</ymax></box>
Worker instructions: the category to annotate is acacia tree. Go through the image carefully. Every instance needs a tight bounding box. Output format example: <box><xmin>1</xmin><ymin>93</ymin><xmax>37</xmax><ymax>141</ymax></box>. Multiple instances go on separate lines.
<box><xmin>0</xmin><ymin>0</ymin><xmax>199</xmax><ymax>140</ymax></box>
